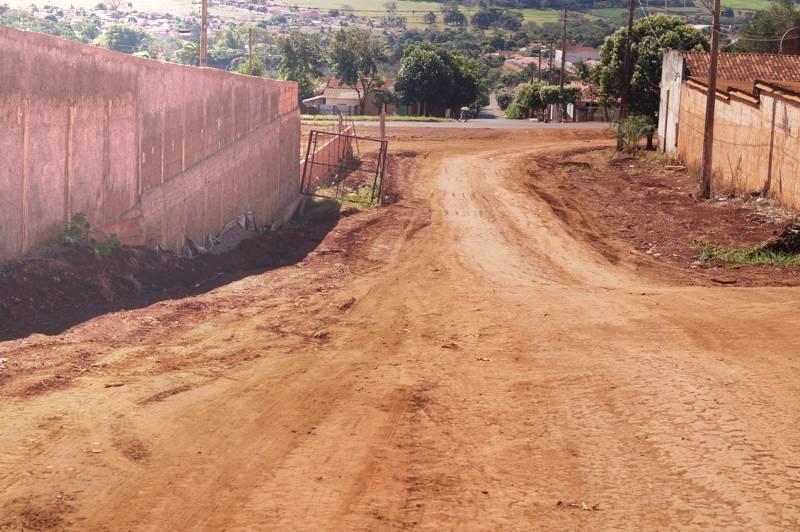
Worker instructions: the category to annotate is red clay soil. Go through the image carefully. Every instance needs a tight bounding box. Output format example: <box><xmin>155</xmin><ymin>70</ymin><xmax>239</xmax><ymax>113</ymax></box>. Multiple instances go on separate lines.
<box><xmin>0</xmin><ymin>219</ymin><xmax>338</xmax><ymax>341</ymax></box>
<box><xmin>0</xmin><ymin>154</ymin><xmax>409</xmax><ymax>342</ymax></box>
<box><xmin>527</xmin><ymin>147</ymin><xmax>800</xmax><ymax>286</ymax></box>
<box><xmin>2</xmin><ymin>129</ymin><xmax>799</xmax><ymax>531</ymax></box>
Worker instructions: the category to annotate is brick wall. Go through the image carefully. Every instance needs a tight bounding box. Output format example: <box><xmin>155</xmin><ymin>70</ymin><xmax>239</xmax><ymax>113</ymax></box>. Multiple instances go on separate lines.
<box><xmin>0</xmin><ymin>26</ymin><xmax>301</xmax><ymax>260</ymax></box>
<box><xmin>676</xmin><ymin>83</ymin><xmax>800</xmax><ymax>208</ymax></box>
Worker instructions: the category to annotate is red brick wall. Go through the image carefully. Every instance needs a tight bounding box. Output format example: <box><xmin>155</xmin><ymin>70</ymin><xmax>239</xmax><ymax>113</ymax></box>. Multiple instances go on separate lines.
<box><xmin>0</xmin><ymin>26</ymin><xmax>300</xmax><ymax>260</ymax></box>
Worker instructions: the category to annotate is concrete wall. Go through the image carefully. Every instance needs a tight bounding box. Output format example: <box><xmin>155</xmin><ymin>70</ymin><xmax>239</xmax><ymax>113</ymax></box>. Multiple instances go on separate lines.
<box><xmin>0</xmin><ymin>26</ymin><xmax>300</xmax><ymax>261</ymax></box>
<box><xmin>658</xmin><ymin>51</ymin><xmax>684</xmax><ymax>155</ymax></box>
<box><xmin>676</xmin><ymin>83</ymin><xmax>800</xmax><ymax>208</ymax></box>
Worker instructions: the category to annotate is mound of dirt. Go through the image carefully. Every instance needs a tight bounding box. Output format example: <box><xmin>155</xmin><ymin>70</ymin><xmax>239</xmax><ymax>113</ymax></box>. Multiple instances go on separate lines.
<box><xmin>0</xmin><ymin>215</ymin><xmax>339</xmax><ymax>341</ymax></box>
<box><xmin>760</xmin><ymin>223</ymin><xmax>800</xmax><ymax>254</ymax></box>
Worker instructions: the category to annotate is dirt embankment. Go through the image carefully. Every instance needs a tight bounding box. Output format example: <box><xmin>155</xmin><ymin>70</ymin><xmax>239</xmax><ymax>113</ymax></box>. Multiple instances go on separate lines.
<box><xmin>0</xmin><ymin>154</ymin><xmax>411</xmax><ymax>342</ymax></box>
<box><xmin>526</xmin><ymin>148</ymin><xmax>800</xmax><ymax>286</ymax></box>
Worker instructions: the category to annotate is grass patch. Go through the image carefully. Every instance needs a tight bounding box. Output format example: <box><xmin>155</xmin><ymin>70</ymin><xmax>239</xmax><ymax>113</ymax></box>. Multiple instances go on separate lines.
<box><xmin>695</xmin><ymin>243</ymin><xmax>800</xmax><ymax>267</ymax></box>
<box><xmin>301</xmin><ymin>114</ymin><xmax>450</xmax><ymax>123</ymax></box>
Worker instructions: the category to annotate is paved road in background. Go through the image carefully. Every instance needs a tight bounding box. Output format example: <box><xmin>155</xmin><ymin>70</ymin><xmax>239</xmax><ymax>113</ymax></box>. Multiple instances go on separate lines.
<box><xmin>359</xmin><ymin>119</ymin><xmax>613</xmax><ymax>129</ymax></box>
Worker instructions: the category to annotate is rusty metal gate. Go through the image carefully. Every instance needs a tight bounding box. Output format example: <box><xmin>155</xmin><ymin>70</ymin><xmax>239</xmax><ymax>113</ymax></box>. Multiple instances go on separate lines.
<box><xmin>300</xmin><ymin>129</ymin><xmax>388</xmax><ymax>206</ymax></box>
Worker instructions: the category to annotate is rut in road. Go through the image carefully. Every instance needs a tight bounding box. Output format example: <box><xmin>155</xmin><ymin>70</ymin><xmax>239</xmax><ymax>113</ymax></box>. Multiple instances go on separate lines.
<box><xmin>1</xmin><ymin>128</ymin><xmax>799</xmax><ymax>531</ymax></box>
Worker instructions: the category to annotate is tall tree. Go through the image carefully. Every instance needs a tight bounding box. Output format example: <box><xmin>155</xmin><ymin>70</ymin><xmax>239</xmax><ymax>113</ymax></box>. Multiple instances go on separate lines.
<box><xmin>728</xmin><ymin>0</ymin><xmax>800</xmax><ymax>53</ymax></box>
<box><xmin>277</xmin><ymin>30</ymin><xmax>323</xmax><ymax>99</ymax></box>
<box><xmin>395</xmin><ymin>42</ymin><xmax>486</xmax><ymax>115</ymax></box>
<box><xmin>93</xmin><ymin>23</ymin><xmax>150</xmax><ymax>53</ymax></box>
<box><xmin>329</xmin><ymin>28</ymin><xmax>387</xmax><ymax>114</ymax></box>
<box><xmin>593</xmin><ymin>15</ymin><xmax>708</xmax><ymax>147</ymax></box>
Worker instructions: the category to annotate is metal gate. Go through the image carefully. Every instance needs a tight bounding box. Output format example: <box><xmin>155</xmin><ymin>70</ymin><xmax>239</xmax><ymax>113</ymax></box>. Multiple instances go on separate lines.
<box><xmin>300</xmin><ymin>129</ymin><xmax>388</xmax><ymax>206</ymax></box>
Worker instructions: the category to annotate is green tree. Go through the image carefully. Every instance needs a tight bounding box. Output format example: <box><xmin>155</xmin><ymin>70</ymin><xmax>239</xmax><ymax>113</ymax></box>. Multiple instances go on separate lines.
<box><xmin>727</xmin><ymin>0</ymin><xmax>800</xmax><ymax>53</ymax></box>
<box><xmin>395</xmin><ymin>42</ymin><xmax>486</xmax><ymax>115</ymax></box>
<box><xmin>442</xmin><ymin>5</ymin><xmax>466</xmax><ymax>27</ymax></box>
<box><xmin>93</xmin><ymin>23</ymin><xmax>150</xmax><ymax>53</ymax></box>
<box><xmin>424</xmin><ymin>11</ymin><xmax>437</xmax><ymax>25</ymax></box>
<box><xmin>471</xmin><ymin>7</ymin><xmax>502</xmax><ymax>29</ymax></box>
<box><xmin>593</xmin><ymin>15</ymin><xmax>707</xmax><ymax>147</ymax></box>
<box><xmin>173</xmin><ymin>41</ymin><xmax>199</xmax><ymax>65</ymax></box>
<box><xmin>277</xmin><ymin>30</ymin><xmax>323</xmax><ymax>99</ymax></box>
<box><xmin>237</xmin><ymin>57</ymin><xmax>266</xmax><ymax>76</ymax></box>
<box><xmin>329</xmin><ymin>28</ymin><xmax>387</xmax><ymax>114</ymax></box>
<box><xmin>499</xmin><ymin>10</ymin><xmax>523</xmax><ymax>31</ymax></box>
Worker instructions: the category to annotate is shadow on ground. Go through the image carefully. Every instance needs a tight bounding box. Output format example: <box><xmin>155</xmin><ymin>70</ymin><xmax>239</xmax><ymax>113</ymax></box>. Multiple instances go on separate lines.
<box><xmin>0</xmin><ymin>203</ymin><xmax>341</xmax><ymax>341</ymax></box>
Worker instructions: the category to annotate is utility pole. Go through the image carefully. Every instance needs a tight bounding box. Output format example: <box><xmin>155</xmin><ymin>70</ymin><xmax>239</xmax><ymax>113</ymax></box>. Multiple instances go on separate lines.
<box><xmin>200</xmin><ymin>0</ymin><xmax>208</xmax><ymax>67</ymax></box>
<box><xmin>248</xmin><ymin>27</ymin><xmax>253</xmax><ymax>74</ymax></box>
<box><xmin>700</xmin><ymin>0</ymin><xmax>721</xmax><ymax>199</ymax></box>
<box><xmin>559</xmin><ymin>8</ymin><xmax>567</xmax><ymax>122</ymax></box>
<box><xmin>538</xmin><ymin>48</ymin><xmax>543</xmax><ymax>81</ymax></box>
<box><xmin>618</xmin><ymin>0</ymin><xmax>636</xmax><ymax>149</ymax></box>
<box><xmin>548</xmin><ymin>41</ymin><xmax>554</xmax><ymax>84</ymax></box>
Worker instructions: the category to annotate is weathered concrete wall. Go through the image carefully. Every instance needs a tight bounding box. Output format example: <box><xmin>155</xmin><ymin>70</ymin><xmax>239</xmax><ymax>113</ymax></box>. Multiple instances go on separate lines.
<box><xmin>658</xmin><ymin>51</ymin><xmax>684</xmax><ymax>155</ymax></box>
<box><xmin>0</xmin><ymin>26</ymin><xmax>300</xmax><ymax>261</ymax></box>
<box><xmin>676</xmin><ymin>83</ymin><xmax>800</xmax><ymax>209</ymax></box>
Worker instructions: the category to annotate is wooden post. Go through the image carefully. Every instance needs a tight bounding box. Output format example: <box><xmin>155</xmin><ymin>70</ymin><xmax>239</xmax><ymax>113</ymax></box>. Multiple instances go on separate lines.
<box><xmin>618</xmin><ymin>0</ymin><xmax>636</xmax><ymax>149</ymax></box>
<box><xmin>248</xmin><ymin>27</ymin><xmax>253</xmax><ymax>74</ymax></box>
<box><xmin>700</xmin><ymin>0</ymin><xmax>721</xmax><ymax>199</ymax></box>
<box><xmin>537</xmin><ymin>48</ymin><xmax>542</xmax><ymax>82</ymax></box>
<box><xmin>559</xmin><ymin>9</ymin><xmax>567</xmax><ymax>122</ymax></box>
<box><xmin>200</xmin><ymin>0</ymin><xmax>208</xmax><ymax>67</ymax></box>
<box><xmin>548</xmin><ymin>42</ymin><xmax>554</xmax><ymax>84</ymax></box>
<box><xmin>380</xmin><ymin>111</ymin><xmax>386</xmax><ymax>140</ymax></box>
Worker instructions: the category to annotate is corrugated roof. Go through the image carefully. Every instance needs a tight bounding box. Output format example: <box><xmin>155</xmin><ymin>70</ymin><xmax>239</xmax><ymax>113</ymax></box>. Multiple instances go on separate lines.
<box><xmin>681</xmin><ymin>51</ymin><xmax>800</xmax><ymax>82</ymax></box>
<box><xmin>323</xmin><ymin>87</ymin><xmax>360</xmax><ymax>100</ymax></box>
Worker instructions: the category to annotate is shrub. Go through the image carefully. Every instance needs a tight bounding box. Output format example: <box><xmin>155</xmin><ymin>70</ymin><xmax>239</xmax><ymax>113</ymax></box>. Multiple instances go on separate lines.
<box><xmin>618</xmin><ymin>114</ymin><xmax>655</xmax><ymax>152</ymax></box>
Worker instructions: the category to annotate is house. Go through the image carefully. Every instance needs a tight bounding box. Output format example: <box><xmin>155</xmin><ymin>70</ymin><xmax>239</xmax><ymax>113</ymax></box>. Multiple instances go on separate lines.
<box><xmin>554</xmin><ymin>46</ymin><xmax>601</xmax><ymax>73</ymax></box>
<box><xmin>658</xmin><ymin>51</ymin><xmax>800</xmax><ymax>208</ymax></box>
<box><xmin>503</xmin><ymin>54</ymin><xmax>539</xmax><ymax>73</ymax></box>
<box><xmin>303</xmin><ymin>78</ymin><xmax>399</xmax><ymax>116</ymax></box>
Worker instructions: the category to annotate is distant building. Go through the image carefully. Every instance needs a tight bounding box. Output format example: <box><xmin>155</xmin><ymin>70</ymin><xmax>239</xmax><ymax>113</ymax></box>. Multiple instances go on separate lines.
<box><xmin>303</xmin><ymin>78</ymin><xmax>399</xmax><ymax>116</ymax></box>
<box><xmin>554</xmin><ymin>46</ymin><xmax>601</xmax><ymax>73</ymax></box>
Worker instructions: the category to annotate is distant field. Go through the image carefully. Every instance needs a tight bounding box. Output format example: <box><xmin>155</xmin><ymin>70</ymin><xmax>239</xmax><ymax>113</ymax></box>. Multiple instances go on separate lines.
<box><xmin>7</xmin><ymin>0</ymin><xmax>200</xmax><ymax>15</ymax></box>
<box><xmin>720</xmin><ymin>0</ymin><xmax>770</xmax><ymax>9</ymax></box>
<box><xmin>6</xmin><ymin>0</ymin><xmax>771</xmax><ymax>23</ymax></box>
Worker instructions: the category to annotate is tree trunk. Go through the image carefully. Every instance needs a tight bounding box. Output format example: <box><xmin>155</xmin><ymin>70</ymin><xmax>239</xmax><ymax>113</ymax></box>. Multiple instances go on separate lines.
<box><xmin>646</xmin><ymin>131</ymin><xmax>655</xmax><ymax>150</ymax></box>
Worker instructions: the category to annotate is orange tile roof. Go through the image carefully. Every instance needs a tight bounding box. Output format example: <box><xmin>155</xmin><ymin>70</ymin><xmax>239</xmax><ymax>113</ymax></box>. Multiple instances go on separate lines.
<box><xmin>681</xmin><ymin>51</ymin><xmax>800</xmax><ymax>82</ymax></box>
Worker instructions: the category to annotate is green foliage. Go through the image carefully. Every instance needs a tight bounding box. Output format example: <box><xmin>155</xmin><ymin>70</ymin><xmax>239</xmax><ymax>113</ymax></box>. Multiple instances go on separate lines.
<box><xmin>277</xmin><ymin>30</ymin><xmax>324</xmax><ymax>99</ymax></box>
<box><xmin>61</xmin><ymin>213</ymin><xmax>119</xmax><ymax>260</ymax></box>
<box><xmin>727</xmin><ymin>0</ymin><xmax>800</xmax><ymax>53</ymax></box>
<box><xmin>696</xmin><ymin>243</ymin><xmax>800</xmax><ymax>267</ymax></box>
<box><xmin>505</xmin><ymin>82</ymin><xmax>580</xmax><ymax>118</ymax></box>
<box><xmin>329</xmin><ymin>28</ymin><xmax>387</xmax><ymax>113</ymax></box>
<box><xmin>617</xmin><ymin>114</ymin><xmax>655</xmax><ymax>151</ymax></box>
<box><xmin>237</xmin><ymin>57</ymin><xmax>267</xmax><ymax>76</ymax></box>
<box><xmin>424</xmin><ymin>10</ymin><xmax>437</xmax><ymax>24</ymax></box>
<box><xmin>93</xmin><ymin>23</ymin><xmax>150</xmax><ymax>53</ymax></box>
<box><xmin>497</xmin><ymin>90</ymin><xmax>513</xmax><ymax>110</ymax></box>
<box><xmin>174</xmin><ymin>41</ymin><xmax>199</xmax><ymax>66</ymax></box>
<box><xmin>395</xmin><ymin>42</ymin><xmax>487</xmax><ymax>114</ymax></box>
<box><xmin>593</xmin><ymin>15</ymin><xmax>708</xmax><ymax>120</ymax></box>
<box><xmin>442</xmin><ymin>5</ymin><xmax>466</xmax><ymax>27</ymax></box>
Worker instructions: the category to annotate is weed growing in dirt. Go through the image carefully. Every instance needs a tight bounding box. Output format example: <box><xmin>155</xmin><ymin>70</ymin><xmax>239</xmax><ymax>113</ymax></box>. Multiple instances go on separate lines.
<box><xmin>57</xmin><ymin>213</ymin><xmax>120</xmax><ymax>260</ymax></box>
<box><xmin>617</xmin><ymin>114</ymin><xmax>655</xmax><ymax>152</ymax></box>
<box><xmin>695</xmin><ymin>243</ymin><xmax>800</xmax><ymax>267</ymax></box>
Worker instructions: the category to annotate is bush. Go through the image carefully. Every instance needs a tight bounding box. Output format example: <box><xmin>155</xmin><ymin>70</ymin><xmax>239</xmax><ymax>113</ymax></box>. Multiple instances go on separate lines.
<box><xmin>496</xmin><ymin>90</ymin><xmax>513</xmax><ymax>111</ymax></box>
<box><xmin>61</xmin><ymin>213</ymin><xmax>119</xmax><ymax>260</ymax></box>
<box><xmin>618</xmin><ymin>114</ymin><xmax>655</xmax><ymax>151</ymax></box>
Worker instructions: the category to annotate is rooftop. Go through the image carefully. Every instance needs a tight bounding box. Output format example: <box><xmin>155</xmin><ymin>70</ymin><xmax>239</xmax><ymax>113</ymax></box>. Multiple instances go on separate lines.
<box><xmin>681</xmin><ymin>51</ymin><xmax>800</xmax><ymax>82</ymax></box>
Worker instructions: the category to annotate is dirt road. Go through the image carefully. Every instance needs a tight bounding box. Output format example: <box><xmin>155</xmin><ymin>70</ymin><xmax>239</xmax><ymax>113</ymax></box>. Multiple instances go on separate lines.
<box><xmin>2</xmin><ymin>128</ymin><xmax>799</xmax><ymax>530</ymax></box>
